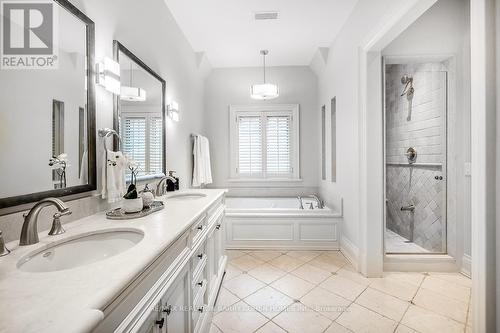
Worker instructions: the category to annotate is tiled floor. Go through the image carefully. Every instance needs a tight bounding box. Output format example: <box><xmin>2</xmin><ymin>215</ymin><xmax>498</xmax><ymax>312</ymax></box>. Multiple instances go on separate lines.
<box><xmin>210</xmin><ymin>250</ymin><xmax>472</xmax><ymax>333</ymax></box>
<box><xmin>385</xmin><ymin>229</ymin><xmax>429</xmax><ymax>254</ymax></box>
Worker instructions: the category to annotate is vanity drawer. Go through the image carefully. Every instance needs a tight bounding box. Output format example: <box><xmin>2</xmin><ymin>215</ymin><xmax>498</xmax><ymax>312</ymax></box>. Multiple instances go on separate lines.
<box><xmin>192</xmin><ymin>286</ymin><xmax>206</xmax><ymax>333</ymax></box>
<box><xmin>206</xmin><ymin>205</ymin><xmax>225</xmax><ymax>230</ymax></box>
<box><xmin>190</xmin><ymin>213</ymin><xmax>207</xmax><ymax>246</ymax></box>
<box><xmin>190</xmin><ymin>243</ymin><xmax>207</xmax><ymax>279</ymax></box>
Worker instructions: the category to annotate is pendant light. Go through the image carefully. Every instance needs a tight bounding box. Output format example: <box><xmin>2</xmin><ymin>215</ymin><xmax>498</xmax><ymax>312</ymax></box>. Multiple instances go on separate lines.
<box><xmin>251</xmin><ymin>50</ymin><xmax>279</xmax><ymax>100</ymax></box>
<box><xmin>120</xmin><ymin>62</ymin><xmax>147</xmax><ymax>102</ymax></box>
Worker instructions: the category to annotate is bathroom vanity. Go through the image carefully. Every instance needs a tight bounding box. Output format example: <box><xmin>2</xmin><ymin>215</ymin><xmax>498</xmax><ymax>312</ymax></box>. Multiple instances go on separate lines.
<box><xmin>0</xmin><ymin>189</ymin><xmax>226</xmax><ymax>333</ymax></box>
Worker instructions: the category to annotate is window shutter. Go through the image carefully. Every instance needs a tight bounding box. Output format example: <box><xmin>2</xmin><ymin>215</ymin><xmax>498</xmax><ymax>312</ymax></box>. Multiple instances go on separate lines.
<box><xmin>123</xmin><ymin>116</ymin><xmax>147</xmax><ymax>176</ymax></box>
<box><xmin>149</xmin><ymin>116</ymin><xmax>163</xmax><ymax>174</ymax></box>
<box><xmin>266</xmin><ymin>115</ymin><xmax>292</xmax><ymax>175</ymax></box>
<box><xmin>238</xmin><ymin>116</ymin><xmax>262</xmax><ymax>175</ymax></box>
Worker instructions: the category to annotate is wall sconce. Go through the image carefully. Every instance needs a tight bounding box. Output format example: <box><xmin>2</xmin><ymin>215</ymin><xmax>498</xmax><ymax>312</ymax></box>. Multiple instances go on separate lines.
<box><xmin>168</xmin><ymin>101</ymin><xmax>179</xmax><ymax>122</ymax></box>
<box><xmin>96</xmin><ymin>57</ymin><xmax>120</xmax><ymax>94</ymax></box>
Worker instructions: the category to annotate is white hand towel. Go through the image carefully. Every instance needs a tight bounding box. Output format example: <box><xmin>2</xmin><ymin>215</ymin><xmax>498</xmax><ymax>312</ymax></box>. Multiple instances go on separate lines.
<box><xmin>101</xmin><ymin>150</ymin><xmax>128</xmax><ymax>203</ymax></box>
<box><xmin>201</xmin><ymin>136</ymin><xmax>213</xmax><ymax>184</ymax></box>
<box><xmin>192</xmin><ymin>135</ymin><xmax>212</xmax><ymax>187</ymax></box>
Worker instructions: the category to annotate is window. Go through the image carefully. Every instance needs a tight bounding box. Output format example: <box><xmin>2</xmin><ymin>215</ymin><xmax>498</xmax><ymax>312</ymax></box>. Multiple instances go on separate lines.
<box><xmin>121</xmin><ymin>113</ymin><xmax>163</xmax><ymax>176</ymax></box>
<box><xmin>230</xmin><ymin>105</ymin><xmax>299</xmax><ymax>180</ymax></box>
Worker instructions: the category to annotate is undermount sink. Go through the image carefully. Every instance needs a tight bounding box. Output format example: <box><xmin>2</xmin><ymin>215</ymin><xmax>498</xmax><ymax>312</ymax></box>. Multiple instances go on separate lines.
<box><xmin>168</xmin><ymin>193</ymin><xmax>207</xmax><ymax>200</ymax></box>
<box><xmin>17</xmin><ymin>229</ymin><xmax>144</xmax><ymax>273</ymax></box>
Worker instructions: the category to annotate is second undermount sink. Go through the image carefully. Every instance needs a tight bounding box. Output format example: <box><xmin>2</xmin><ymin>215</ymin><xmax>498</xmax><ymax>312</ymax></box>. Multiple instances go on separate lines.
<box><xmin>17</xmin><ymin>229</ymin><xmax>144</xmax><ymax>273</ymax></box>
<box><xmin>168</xmin><ymin>193</ymin><xmax>207</xmax><ymax>200</ymax></box>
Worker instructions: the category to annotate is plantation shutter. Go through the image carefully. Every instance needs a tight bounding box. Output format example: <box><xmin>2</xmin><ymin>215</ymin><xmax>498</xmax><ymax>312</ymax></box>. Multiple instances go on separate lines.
<box><xmin>238</xmin><ymin>116</ymin><xmax>262</xmax><ymax>175</ymax></box>
<box><xmin>266</xmin><ymin>115</ymin><xmax>292</xmax><ymax>175</ymax></box>
<box><xmin>122</xmin><ymin>116</ymin><xmax>146</xmax><ymax>175</ymax></box>
<box><xmin>149</xmin><ymin>116</ymin><xmax>163</xmax><ymax>174</ymax></box>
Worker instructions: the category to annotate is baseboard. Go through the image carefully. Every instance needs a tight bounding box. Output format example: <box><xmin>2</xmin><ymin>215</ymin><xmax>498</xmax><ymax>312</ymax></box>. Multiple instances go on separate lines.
<box><xmin>384</xmin><ymin>254</ymin><xmax>458</xmax><ymax>272</ymax></box>
<box><xmin>340</xmin><ymin>236</ymin><xmax>359</xmax><ymax>270</ymax></box>
<box><xmin>225</xmin><ymin>244</ymin><xmax>339</xmax><ymax>250</ymax></box>
<box><xmin>461</xmin><ymin>254</ymin><xmax>471</xmax><ymax>278</ymax></box>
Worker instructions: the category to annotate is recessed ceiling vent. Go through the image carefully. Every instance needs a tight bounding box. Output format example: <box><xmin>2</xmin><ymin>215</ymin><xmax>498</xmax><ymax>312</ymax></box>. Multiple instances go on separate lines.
<box><xmin>254</xmin><ymin>11</ymin><xmax>279</xmax><ymax>20</ymax></box>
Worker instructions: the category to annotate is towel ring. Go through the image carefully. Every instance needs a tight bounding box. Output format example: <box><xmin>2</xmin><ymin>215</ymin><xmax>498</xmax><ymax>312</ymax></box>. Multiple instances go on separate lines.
<box><xmin>98</xmin><ymin>128</ymin><xmax>121</xmax><ymax>151</ymax></box>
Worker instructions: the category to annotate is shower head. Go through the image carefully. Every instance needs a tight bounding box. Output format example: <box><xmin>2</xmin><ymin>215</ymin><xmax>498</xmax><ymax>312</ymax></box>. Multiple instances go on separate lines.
<box><xmin>401</xmin><ymin>74</ymin><xmax>413</xmax><ymax>84</ymax></box>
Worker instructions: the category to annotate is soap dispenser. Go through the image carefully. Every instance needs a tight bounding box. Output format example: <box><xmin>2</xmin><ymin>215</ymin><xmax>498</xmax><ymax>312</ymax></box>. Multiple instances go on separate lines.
<box><xmin>167</xmin><ymin>171</ymin><xmax>179</xmax><ymax>192</ymax></box>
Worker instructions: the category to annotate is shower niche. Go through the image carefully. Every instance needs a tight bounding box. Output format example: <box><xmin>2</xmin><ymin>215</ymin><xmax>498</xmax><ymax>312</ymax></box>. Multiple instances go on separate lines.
<box><xmin>384</xmin><ymin>61</ymin><xmax>448</xmax><ymax>254</ymax></box>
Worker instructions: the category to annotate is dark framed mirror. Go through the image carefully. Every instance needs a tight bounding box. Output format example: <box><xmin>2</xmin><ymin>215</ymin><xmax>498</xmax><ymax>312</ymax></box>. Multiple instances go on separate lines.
<box><xmin>113</xmin><ymin>40</ymin><xmax>166</xmax><ymax>182</ymax></box>
<box><xmin>0</xmin><ymin>0</ymin><xmax>96</xmax><ymax>210</ymax></box>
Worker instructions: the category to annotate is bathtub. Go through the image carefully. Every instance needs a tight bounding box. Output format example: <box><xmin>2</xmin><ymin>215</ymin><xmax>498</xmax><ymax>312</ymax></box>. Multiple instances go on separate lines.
<box><xmin>225</xmin><ymin>197</ymin><xmax>342</xmax><ymax>250</ymax></box>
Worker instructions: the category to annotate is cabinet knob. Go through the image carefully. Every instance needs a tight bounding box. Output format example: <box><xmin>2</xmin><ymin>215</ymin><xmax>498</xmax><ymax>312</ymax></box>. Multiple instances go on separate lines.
<box><xmin>198</xmin><ymin>306</ymin><xmax>204</xmax><ymax>313</ymax></box>
<box><xmin>216</xmin><ymin>224</ymin><xmax>221</xmax><ymax>230</ymax></box>
<box><xmin>197</xmin><ymin>225</ymin><xmax>203</xmax><ymax>230</ymax></box>
<box><xmin>197</xmin><ymin>281</ymin><xmax>203</xmax><ymax>287</ymax></box>
<box><xmin>163</xmin><ymin>304</ymin><xmax>172</xmax><ymax>315</ymax></box>
<box><xmin>155</xmin><ymin>318</ymin><xmax>165</xmax><ymax>329</ymax></box>
<box><xmin>197</xmin><ymin>253</ymin><xmax>204</xmax><ymax>259</ymax></box>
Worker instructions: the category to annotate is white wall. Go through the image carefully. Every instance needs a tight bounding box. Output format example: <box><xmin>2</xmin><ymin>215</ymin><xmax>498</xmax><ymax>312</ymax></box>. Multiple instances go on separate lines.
<box><xmin>0</xmin><ymin>0</ymin><xmax>209</xmax><ymax>242</ymax></box>
<box><xmin>204</xmin><ymin>66</ymin><xmax>319</xmax><ymax>196</ymax></box>
<box><xmin>310</xmin><ymin>0</ymin><xmax>408</xmax><ymax>252</ymax></box>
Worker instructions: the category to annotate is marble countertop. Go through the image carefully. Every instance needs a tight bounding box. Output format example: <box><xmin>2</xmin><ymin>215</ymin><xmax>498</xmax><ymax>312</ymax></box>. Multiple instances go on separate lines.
<box><xmin>0</xmin><ymin>189</ymin><xmax>226</xmax><ymax>333</ymax></box>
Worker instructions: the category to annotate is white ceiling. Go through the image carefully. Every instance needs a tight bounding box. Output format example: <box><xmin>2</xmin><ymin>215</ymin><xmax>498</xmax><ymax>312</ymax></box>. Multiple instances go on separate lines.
<box><xmin>163</xmin><ymin>0</ymin><xmax>358</xmax><ymax>68</ymax></box>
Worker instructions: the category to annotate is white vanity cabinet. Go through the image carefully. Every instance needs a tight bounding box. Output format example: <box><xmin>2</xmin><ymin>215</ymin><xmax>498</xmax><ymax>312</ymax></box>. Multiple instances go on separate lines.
<box><xmin>93</xmin><ymin>195</ymin><xmax>227</xmax><ymax>333</ymax></box>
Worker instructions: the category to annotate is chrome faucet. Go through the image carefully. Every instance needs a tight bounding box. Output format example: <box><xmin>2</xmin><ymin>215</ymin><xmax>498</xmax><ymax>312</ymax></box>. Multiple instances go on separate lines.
<box><xmin>19</xmin><ymin>198</ymin><xmax>72</xmax><ymax>246</ymax></box>
<box><xmin>298</xmin><ymin>194</ymin><xmax>325</xmax><ymax>209</ymax></box>
<box><xmin>156</xmin><ymin>175</ymin><xmax>178</xmax><ymax>197</ymax></box>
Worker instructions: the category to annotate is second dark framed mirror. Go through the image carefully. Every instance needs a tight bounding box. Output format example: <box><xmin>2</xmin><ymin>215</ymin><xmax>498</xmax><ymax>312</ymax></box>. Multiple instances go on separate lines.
<box><xmin>113</xmin><ymin>40</ymin><xmax>167</xmax><ymax>182</ymax></box>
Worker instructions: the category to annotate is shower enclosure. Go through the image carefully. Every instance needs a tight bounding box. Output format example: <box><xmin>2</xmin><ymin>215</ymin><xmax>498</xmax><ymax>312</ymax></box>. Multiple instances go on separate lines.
<box><xmin>384</xmin><ymin>62</ymin><xmax>447</xmax><ymax>254</ymax></box>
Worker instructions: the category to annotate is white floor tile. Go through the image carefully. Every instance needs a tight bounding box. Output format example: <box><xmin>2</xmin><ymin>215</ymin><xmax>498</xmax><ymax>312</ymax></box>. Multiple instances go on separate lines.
<box><xmin>308</xmin><ymin>254</ymin><xmax>345</xmax><ymax>273</ymax></box>
<box><xmin>248</xmin><ymin>263</ymin><xmax>287</xmax><ymax>284</ymax></box>
<box><xmin>394</xmin><ymin>324</ymin><xmax>417</xmax><ymax>333</ymax></box>
<box><xmin>319</xmin><ymin>275</ymin><xmax>367</xmax><ymax>301</ymax></box>
<box><xmin>324</xmin><ymin>322</ymin><xmax>353</xmax><ymax>333</ymax></box>
<box><xmin>271</xmin><ymin>274</ymin><xmax>315</xmax><ymax>299</ymax></box>
<box><xmin>214</xmin><ymin>287</ymin><xmax>240</xmax><ymax>313</ymax></box>
<box><xmin>273</xmin><ymin>305</ymin><xmax>332</xmax><ymax>333</ymax></box>
<box><xmin>369</xmin><ymin>276</ymin><xmax>419</xmax><ymax>301</ymax></box>
<box><xmin>290</xmin><ymin>263</ymin><xmax>332</xmax><ymax>285</ymax></box>
<box><xmin>244</xmin><ymin>286</ymin><xmax>294</xmax><ymax>319</ymax></box>
<box><xmin>249</xmin><ymin>251</ymin><xmax>283</xmax><ymax>262</ymax></box>
<box><xmin>413</xmin><ymin>287</ymin><xmax>468</xmax><ymax>323</ymax></box>
<box><xmin>285</xmin><ymin>250</ymin><xmax>323</xmax><ymax>262</ymax></box>
<box><xmin>268</xmin><ymin>255</ymin><xmax>305</xmax><ymax>272</ymax></box>
<box><xmin>300</xmin><ymin>286</ymin><xmax>351</xmax><ymax>320</ymax></box>
<box><xmin>224</xmin><ymin>273</ymin><xmax>266</xmax><ymax>299</ymax></box>
<box><xmin>337</xmin><ymin>303</ymin><xmax>398</xmax><ymax>333</ymax></box>
<box><xmin>401</xmin><ymin>305</ymin><xmax>465</xmax><ymax>333</ymax></box>
<box><xmin>230</xmin><ymin>255</ymin><xmax>265</xmax><ymax>272</ymax></box>
<box><xmin>428</xmin><ymin>272</ymin><xmax>472</xmax><ymax>288</ymax></box>
<box><xmin>212</xmin><ymin>301</ymin><xmax>268</xmax><ymax>333</ymax></box>
<box><xmin>254</xmin><ymin>321</ymin><xmax>287</xmax><ymax>333</ymax></box>
<box><xmin>420</xmin><ymin>276</ymin><xmax>471</xmax><ymax>303</ymax></box>
<box><xmin>355</xmin><ymin>287</ymin><xmax>409</xmax><ymax>321</ymax></box>
<box><xmin>225</xmin><ymin>264</ymin><xmax>243</xmax><ymax>280</ymax></box>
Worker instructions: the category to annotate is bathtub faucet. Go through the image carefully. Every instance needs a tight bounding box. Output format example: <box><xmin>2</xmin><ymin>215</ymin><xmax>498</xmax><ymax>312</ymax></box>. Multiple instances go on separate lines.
<box><xmin>298</xmin><ymin>195</ymin><xmax>324</xmax><ymax>209</ymax></box>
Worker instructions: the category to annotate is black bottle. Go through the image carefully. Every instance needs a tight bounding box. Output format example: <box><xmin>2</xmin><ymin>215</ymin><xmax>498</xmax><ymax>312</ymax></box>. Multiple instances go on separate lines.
<box><xmin>167</xmin><ymin>171</ymin><xmax>179</xmax><ymax>192</ymax></box>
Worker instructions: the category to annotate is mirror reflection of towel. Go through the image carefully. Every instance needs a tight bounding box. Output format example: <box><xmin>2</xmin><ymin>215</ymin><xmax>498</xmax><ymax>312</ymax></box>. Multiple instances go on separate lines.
<box><xmin>80</xmin><ymin>150</ymin><xmax>88</xmax><ymax>184</ymax></box>
<box><xmin>192</xmin><ymin>135</ymin><xmax>212</xmax><ymax>187</ymax></box>
<box><xmin>101</xmin><ymin>150</ymin><xmax>128</xmax><ymax>203</ymax></box>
